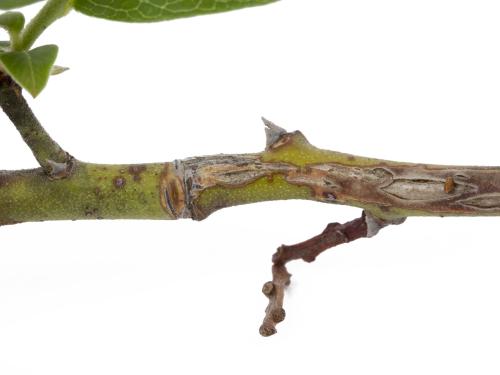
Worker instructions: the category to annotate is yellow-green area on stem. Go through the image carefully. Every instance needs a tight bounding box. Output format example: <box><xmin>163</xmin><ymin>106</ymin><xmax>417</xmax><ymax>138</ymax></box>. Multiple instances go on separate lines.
<box><xmin>0</xmin><ymin>162</ymin><xmax>169</xmax><ymax>224</ymax></box>
<box><xmin>260</xmin><ymin>131</ymin><xmax>386</xmax><ymax>168</ymax></box>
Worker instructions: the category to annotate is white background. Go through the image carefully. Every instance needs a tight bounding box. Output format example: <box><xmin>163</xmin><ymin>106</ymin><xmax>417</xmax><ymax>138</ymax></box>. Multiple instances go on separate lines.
<box><xmin>1</xmin><ymin>0</ymin><xmax>500</xmax><ymax>374</ymax></box>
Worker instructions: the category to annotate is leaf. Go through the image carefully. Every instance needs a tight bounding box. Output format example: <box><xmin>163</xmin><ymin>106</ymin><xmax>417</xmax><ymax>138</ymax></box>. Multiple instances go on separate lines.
<box><xmin>0</xmin><ymin>44</ymin><xmax>58</xmax><ymax>97</ymax></box>
<box><xmin>0</xmin><ymin>11</ymin><xmax>24</xmax><ymax>35</ymax></box>
<box><xmin>0</xmin><ymin>0</ymin><xmax>44</xmax><ymax>10</ymax></box>
<box><xmin>50</xmin><ymin>64</ymin><xmax>68</xmax><ymax>75</ymax></box>
<box><xmin>73</xmin><ymin>0</ymin><xmax>278</xmax><ymax>23</ymax></box>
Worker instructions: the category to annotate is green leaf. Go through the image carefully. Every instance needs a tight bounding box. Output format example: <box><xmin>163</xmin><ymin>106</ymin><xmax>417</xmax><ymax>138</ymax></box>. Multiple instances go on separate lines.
<box><xmin>0</xmin><ymin>11</ymin><xmax>24</xmax><ymax>35</ymax></box>
<box><xmin>73</xmin><ymin>0</ymin><xmax>278</xmax><ymax>23</ymax></box>
<box><xmin>50</xmin><ymin>64</ymin><xmax>68</xmax><ymax>75</ymax></box>
<box><xmin>0</xmin><ymin>44</ymin><xmax>58</xmax><ymax>97</ymax></box>
<box><xmin>0</xmin><ymin>0</ymin><xmax>44</xmax><ymax>10</ymax></box>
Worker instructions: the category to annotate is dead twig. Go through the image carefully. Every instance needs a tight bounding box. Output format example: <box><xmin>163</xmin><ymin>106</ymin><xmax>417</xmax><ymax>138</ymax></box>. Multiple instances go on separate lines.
<box><xmin>259</xmin><ymin>210</ymin><xmax>406</xmax><ymax>336</ymax></box>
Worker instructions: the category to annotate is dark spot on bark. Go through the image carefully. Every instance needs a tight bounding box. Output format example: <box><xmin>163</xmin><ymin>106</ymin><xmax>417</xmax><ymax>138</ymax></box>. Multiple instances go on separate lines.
<box><xmin>84</xmin><ymin>207</ymin><xmax>99</xmax><ymax>217</ymax></box>
<box><xmin>128</xmin><ymin>165</ymin><xmax>147</xmax><ymax>182</ymax></box>
<box><xmin>444</xmin><ymin>176</ymin><xmax>455</xmax><ymax>194</ymax></box>
<box><xmin>378</xmin><ymin>205</ymin><xmax>391</xmax><ymax>212</ymax></box>
<box><xmin>322</xmin><ymin>192</ymin><xmax>336</xmax><ymax>200</ymax></box>
<box><xmin>113</xmin><ymin>177</ymin><xmax>126</xmax><ymax>189</ymax></box>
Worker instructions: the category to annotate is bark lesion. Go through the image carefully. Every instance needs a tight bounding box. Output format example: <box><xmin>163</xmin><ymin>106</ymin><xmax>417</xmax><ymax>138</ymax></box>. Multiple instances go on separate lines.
<box><xmin>4</xmin><ymin>77</ymin><xmax>500</xmax><ymax>336</ymax></box>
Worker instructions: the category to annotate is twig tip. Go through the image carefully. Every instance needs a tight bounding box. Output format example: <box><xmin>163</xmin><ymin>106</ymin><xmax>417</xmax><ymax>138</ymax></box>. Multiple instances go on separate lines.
<box><xmin>259</xmin><ymin>324</ymin><xmax>277</xmax><ymax>337</ymax></box>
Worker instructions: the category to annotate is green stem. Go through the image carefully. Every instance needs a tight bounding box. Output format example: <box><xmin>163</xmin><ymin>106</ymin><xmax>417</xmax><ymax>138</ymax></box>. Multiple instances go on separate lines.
<box><xmin>0</xmin><ymin>72</ymin><xmax>73</xmax><ymax>177</ymax></box>
<box><xmin>10</xmin><ymin>32</ymin><xmax>21</xmax><ymax>51</ymax></box>
<box><xmin>3</xmin><ymin>87</ymin><xmax>500</xmax><ymax>226</ymax></box>
<box><xmin>3</xmin><ymin>129</ymin><xmax>500</xmax><ymax>226</ymax></box>
<box><xmin>18</xmin><ymin>0</ymin><xmax>72</xmax><ymax>51</ymax></box>
<box><xmin>0</xmin><ymin>162</ymin><xmax>169</xmax><ymax>225</ymax></box>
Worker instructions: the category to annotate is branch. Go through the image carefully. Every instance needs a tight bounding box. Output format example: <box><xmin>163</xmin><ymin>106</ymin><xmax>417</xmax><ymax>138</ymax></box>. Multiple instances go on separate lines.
<box><xmin>2</xmin><ymin>113</ymin><xmax>500</xmax><ymax>335</ymax></box>
<box><xmin>0</xmin><ymin>71</ymin><xmax>74</xmax><ymax>178</ymax></box>
<box><xmin>3</xmin><ymin>117</ymin><xmax>500</xmax><ymax>224</ymax></box>
<box><xmin>259</xmin><ymin>211</ymin><xmax>406</xmax><ymax>336</ymax></box>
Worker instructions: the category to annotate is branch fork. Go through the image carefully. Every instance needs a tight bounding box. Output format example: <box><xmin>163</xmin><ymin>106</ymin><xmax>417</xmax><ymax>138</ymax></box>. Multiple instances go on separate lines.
<box><xmin>0</xmin><ymin>71</ymin><xmax>74</xmax><ymax>179</ymax></box>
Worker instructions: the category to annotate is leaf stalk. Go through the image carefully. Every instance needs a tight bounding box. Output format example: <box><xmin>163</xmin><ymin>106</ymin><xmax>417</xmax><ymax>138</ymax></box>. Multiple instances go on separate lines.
<box><xmin>18</xmin><ymin>0</ymin><xmax>72</xmax><ymax>51</ymax></box>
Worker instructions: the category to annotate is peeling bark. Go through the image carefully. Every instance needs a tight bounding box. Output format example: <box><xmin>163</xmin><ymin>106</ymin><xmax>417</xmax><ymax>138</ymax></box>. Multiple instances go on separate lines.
<box><xmin>162</xmin><ymin>133</ymin><xmax>500</xmax><ymax>222</ymax></box>
<box><xmin>3</xmin><ymin>126</ymin><xmax>500</xmax><ymax>224</ymax></box>
<box><xmin>4</xmin><ymin>85</ymin><xmax>500</xmax><ymax>335</ymax></box>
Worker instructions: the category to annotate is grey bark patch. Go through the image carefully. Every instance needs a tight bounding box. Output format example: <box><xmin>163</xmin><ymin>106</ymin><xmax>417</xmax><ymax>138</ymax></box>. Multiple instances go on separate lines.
<box><xmin>458</xmin><ymin>194</ymin><xmax>500</xmax><ymax>209</ymax></box>
<box><xmin>381</xmin><ymin>178</ymin><xmax>475</xmax><ymax>201</ymax></box>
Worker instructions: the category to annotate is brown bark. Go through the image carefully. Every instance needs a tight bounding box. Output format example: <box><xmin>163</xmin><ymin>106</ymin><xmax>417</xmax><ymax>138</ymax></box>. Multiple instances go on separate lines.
<box><xmin>260</xmin><ymin>211</ymin><xmax>405</xmax><ymax>336</ymax></box>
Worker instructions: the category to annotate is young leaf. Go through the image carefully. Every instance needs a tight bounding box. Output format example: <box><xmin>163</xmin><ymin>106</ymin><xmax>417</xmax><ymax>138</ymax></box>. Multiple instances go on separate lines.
<box><xmin>73</xmin><ymin>0</ymin><xmax>278</xmax><ymax>23</ymax></box>
<box><xmin>0</xmin><ymin>44</ymin><xmax>58</xmax><ymax>97</ymax></box>
<box><xmin>50</xmin><ymin>64</ymin><xmax>68</xmax><ymax>75</ymax></box>
<box><xmin>0</xmin><ymin>11</ymin><xmax>24</xmax><ymax>35</ymax></box>
<box><xmin>0</xmin><ymin>0</ymin><xmax>44</xmax><ymax>10</ymax></box>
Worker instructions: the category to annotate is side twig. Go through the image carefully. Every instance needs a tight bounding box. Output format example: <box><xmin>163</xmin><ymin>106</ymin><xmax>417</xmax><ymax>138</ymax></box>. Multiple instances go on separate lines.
<box><xmin>0</xmin><ymin>72</ymin><xmax>74</xmax><ymax>178</ymax></box>
<box><xmin>259</xmin><ymin>210</ymin><xmax>406</xmax><ymax>336</ymax></box>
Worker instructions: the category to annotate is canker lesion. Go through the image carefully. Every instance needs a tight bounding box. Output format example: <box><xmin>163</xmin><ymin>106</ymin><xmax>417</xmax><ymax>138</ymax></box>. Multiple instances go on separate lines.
<box><xmin>160</xmin><ymin>163</ymin><xmax>187</xmax><ymax>219</ymax></box>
